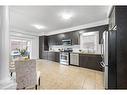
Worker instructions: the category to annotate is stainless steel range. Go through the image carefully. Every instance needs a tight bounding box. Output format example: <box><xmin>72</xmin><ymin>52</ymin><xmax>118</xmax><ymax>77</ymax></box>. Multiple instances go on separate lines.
<box><xmin>60</xmin><ymin>48</ymin><xmax>72</xmax><ymax>65</ymax></box>
<box><xmin>60</xmin><ymin>52</ymin><xmax>70</xmax><ymax>65</ymax></box>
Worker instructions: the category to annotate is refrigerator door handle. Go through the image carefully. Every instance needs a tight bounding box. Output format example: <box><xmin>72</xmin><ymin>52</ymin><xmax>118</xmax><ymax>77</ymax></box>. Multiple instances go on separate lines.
<box><xmin>100</xmin><ymin>39</ymin><xmax>104</xmax><ymax>59</ymax></box>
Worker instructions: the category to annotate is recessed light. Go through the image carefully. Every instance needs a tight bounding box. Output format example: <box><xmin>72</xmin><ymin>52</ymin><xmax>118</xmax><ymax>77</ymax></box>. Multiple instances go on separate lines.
<box><xmin>32</xmin><ymin>24</ymin><xmax>46</xmax><ymax>30</ymax></box>
<box><xmin>60</xmin><ymin>11</ymin><xmax>74</xmax><ymax>20</ymax></box>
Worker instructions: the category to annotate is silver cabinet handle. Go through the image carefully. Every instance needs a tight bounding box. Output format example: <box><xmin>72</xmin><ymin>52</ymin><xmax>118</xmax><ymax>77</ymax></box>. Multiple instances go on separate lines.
<box><xmin>100</xmin><ymin>61</ymin><xmax>105</xmax><ymax>67</ymax></box>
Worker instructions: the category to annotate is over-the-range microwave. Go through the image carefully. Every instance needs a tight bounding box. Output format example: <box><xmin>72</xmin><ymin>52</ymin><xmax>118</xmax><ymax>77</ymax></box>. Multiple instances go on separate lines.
<box><xmin>62</xmin><ymin>39</ymin><xmax>72</xmax><ymax>45</ymax></box>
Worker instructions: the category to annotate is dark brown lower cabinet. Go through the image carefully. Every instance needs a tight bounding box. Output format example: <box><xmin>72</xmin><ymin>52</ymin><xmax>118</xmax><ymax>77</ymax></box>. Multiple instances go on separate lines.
<box><xmin>41</xmin><ymin>51</ymin><xmax>59</xmax><ymax>63</ymax></box>
<box><xmin>79</xmin><ymin>54</ymin><xmax>103</xmax><ymax>71</ymax></box>
<box><xmin>42</xmin><ymin>51</ymin><xmax>48</xmax><ymax>59</ymax></box>
<box><xmin>55</xmin><ymin>52</ymin><xmax>60</xmax><ymax>62</ymax></box>
<box><xmin>47</xmin><ymin>52</ymin><xmax>55</xmax><ymax>61</ymax></box>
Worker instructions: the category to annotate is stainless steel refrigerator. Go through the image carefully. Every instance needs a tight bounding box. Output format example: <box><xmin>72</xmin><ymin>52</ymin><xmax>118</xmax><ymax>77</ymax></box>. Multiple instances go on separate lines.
<box><xmin>100</xmin><ymin>31</ymin><xmax>109</xmax><ymax>89</ymax></box>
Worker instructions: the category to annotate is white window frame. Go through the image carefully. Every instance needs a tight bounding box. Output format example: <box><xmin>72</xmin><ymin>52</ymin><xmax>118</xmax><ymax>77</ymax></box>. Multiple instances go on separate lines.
<box><xmin>80</xmin><ymin>31</ymin><xmax>99</xmax><ymax>53</ymax></box>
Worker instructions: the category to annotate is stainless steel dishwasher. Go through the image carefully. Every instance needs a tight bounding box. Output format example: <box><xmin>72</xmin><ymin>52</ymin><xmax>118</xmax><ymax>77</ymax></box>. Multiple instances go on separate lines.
<box><xmin>70</xmin><ymin>53</ymin><xmax>79</xmax><ymax>66</ymax></box>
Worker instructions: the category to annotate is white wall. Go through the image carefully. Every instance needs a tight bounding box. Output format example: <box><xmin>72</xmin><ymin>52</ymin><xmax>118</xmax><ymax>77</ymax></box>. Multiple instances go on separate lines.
<box><xmin>31</xmin><ymin>36</ymin><xmax>39</xmax><ymax>59</ymax></box>
<box><xmin>41</xmin><ymin>19</ymin><xmax>108</xmax><ymax>36</ymax></box>
<box><xmin>10</xmin><ymin>30</ymin><xmax>39</xmax><ymax>59</ymax></box>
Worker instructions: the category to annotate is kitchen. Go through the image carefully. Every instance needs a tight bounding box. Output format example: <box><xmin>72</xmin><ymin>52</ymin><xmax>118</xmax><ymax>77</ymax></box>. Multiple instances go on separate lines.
<box><xmin>1</xmin><ymin>6</ymin><xmax>127</xmax><ymax>90</ymax></box>
<box><xmin>37</xmin><ymin>6</ymin><xmax>127</xmax><ymax>89</ymax></box>
<box><xmin>1</xmin><ymin>1</ymin><xmax>127</xmax><ymax>95</ymax></box>
<box><xmin>39</xmin><ymin>25</ymin><xmax>108</xmax><ymax>68</ymax></box>
<box><xmin>39</xmin><ymin>25</ymin><xmax>108</xmax><ymax>71</ymax></box>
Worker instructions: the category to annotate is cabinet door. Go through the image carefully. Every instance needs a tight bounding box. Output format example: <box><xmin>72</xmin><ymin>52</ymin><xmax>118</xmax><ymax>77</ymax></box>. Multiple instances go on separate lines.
<box><xmin>96</xmin><ymin>55</ymin><xmax>103</xmax><ymax>70</ymax></box>
<box><xmin>44</xmin><ymin>36</ymin><xmax>49</xmax><ymax>51</ymax></box>
<box><xmin>48</xmin><ymin>36</ymin><xmax>54</xmax><ymax>45</ymax></box>
<box><xmin>56</xmin><ymin>34</ymin><xmax>63</xmax><ymax>45</ymax></box>
<box><xmin>55</xmin><ymin>52</ymin><xmax>60</xmax><ymax>62</ymax></box>
<box><xmin>71</xmin><ymin>32</ymin><xmax>80</xmax><ymax>45</ymax></box>
<box><xmin>39</xmin><ymin>36</ymin><xmax>44</xmax><ymax>59</ymax></box>
<box><xmin>42</xmin><ymin>52</ymin><xmax>48</xmax><ymax>60</ymax></box>
<box><xmin>79</xmin><ymin>54</ymin><xmax>88</xmax><ymax>67</ymax></box>
<box><xmin>48</xmin><ymin>35</ymin><xmax>63</xmax><ymax>45</ymax></box>
<box><xmin>86</xmin><ymin>55</ymin><xmax>102</xmax><ymax>71</ymax></box>
<box><xmin>86</xmin><ymin>55</ymin><xmax>92</xmax><ymax>69</ymax></box>
<box><xmin>48</xmin><ymin>52</ymin><xmax>55</xmax><ymax>61</ymax></box>
<box><xmin>79</xmin><ymin>54</ymin><xmax>102</xmax><ymax>71</ymax></box>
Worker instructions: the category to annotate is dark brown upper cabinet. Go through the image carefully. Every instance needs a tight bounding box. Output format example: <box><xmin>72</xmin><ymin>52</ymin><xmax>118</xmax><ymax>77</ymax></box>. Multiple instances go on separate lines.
<box><xmin>48</xmin><ymin>25</ymin><xmax>108</xmax><ymax>45</ymax></box>
<box><xmin>39</xmin><ymin>36</ymin><xmax>49</xmax><ymax>59</ymax></box>
<box><xmin>70</xmin><ymin>32</ymin><xmax>80</xmax><ymax>45</ymax></box>
<box><xmin>39</xmin><ymin>36</ymin><xmax>43</xmax><ymax>59</ymax></box>
<box><xmin>48</xmin><ymin>31</ymin><xmax>80</xmax><ymax>45</ymax></box>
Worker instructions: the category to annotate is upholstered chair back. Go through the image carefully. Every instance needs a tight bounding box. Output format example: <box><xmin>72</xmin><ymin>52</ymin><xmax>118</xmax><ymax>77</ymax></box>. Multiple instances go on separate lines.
<box><xmin>15</xmin><ymin>59</ymin><xmax>37</xmax><ymax>89</ymax></box>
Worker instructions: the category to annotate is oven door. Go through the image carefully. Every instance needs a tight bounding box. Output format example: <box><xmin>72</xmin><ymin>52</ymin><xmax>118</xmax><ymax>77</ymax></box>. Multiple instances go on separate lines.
<box><xmin>60</xmin><ymin>52</ymin><xmax>69</xmax><ymax>65</ymax></box>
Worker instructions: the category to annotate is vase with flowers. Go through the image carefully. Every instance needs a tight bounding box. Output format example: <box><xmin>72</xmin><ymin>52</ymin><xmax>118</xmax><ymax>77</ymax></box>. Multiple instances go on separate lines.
<box><xmin>19</xmin><ymin>47</ymin><xmax>30</xmax><ymax>60</ymax></box>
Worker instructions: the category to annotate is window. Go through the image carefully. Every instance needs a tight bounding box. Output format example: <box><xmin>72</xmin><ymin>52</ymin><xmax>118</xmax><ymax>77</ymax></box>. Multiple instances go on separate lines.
<box><xmin>10</xmin><ymin>39</ymin><xmax>32</xmax><ymax>60</ymax></box>
<box><xmin>80</xmin><ymin>31</ymin><xmax>99</xmax><ymax>53</ymax></box>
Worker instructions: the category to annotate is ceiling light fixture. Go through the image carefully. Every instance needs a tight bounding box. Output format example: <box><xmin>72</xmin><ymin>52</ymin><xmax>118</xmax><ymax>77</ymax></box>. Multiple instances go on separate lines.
<box><xmin>60</xmin><ymin>11</ymin><xmax>74</xmax><ymax>20</ymax></box>
<box><xmin>32</xmin><ymin>24</ymin><xmax>46</xmax><ymax>30</ymax></box>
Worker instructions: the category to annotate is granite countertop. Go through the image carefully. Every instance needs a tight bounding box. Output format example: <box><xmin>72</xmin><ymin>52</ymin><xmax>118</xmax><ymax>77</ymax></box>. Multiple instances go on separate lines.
<box><xmin>70</xmin><ymin>52</ymin><xmax>101</xmax><ymax>55</ymax></box>
<box><xmin>44</xmin><ymin>50</ymin><xmax>101</xmax><ymax>55</ymax></box>
<box><xmin>43</xmin><ymin>50</ymin><xmax>60</xmax><ymax>53</ymax></box>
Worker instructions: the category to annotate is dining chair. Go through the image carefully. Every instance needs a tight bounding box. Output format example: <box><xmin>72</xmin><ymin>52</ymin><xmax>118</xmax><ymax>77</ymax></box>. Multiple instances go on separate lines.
<box><xmin>15</xmin><ymin>59</ymin><xmax>40</xmax><ymax>90</ymax></box>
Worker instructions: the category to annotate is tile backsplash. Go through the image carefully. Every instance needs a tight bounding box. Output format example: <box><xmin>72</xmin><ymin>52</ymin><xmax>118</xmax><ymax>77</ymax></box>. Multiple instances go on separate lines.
<box><xmin>49</xmin><ymin>44</ymin><xmax>101</xmax><ymax>54</ymax></box>
<box><xmin>49</xmin><ymin>45</ymin><xmax>80</xmax><ymax>51</ymax></box>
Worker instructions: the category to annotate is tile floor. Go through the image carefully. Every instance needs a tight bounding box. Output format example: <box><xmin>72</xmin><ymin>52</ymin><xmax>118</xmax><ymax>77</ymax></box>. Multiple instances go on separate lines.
<box><xmin>36</xmin><ymin>59</ymin><xmax>104</xmax><ymax>90</ymax></box>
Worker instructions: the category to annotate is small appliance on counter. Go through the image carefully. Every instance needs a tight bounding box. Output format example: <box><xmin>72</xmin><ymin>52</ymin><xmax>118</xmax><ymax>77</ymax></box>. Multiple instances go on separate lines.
<box><xmin>100</xmin><ymin>31</ymin><xmax>108</xmax><ymax>89</ymax></box>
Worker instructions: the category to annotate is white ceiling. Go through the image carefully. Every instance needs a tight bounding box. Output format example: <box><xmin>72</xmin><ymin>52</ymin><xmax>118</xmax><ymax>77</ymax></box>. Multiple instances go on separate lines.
<box><xmin>9</xmin><ymin>6</ymin><xmax>109</xmax><ymax>35</ymax></box>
